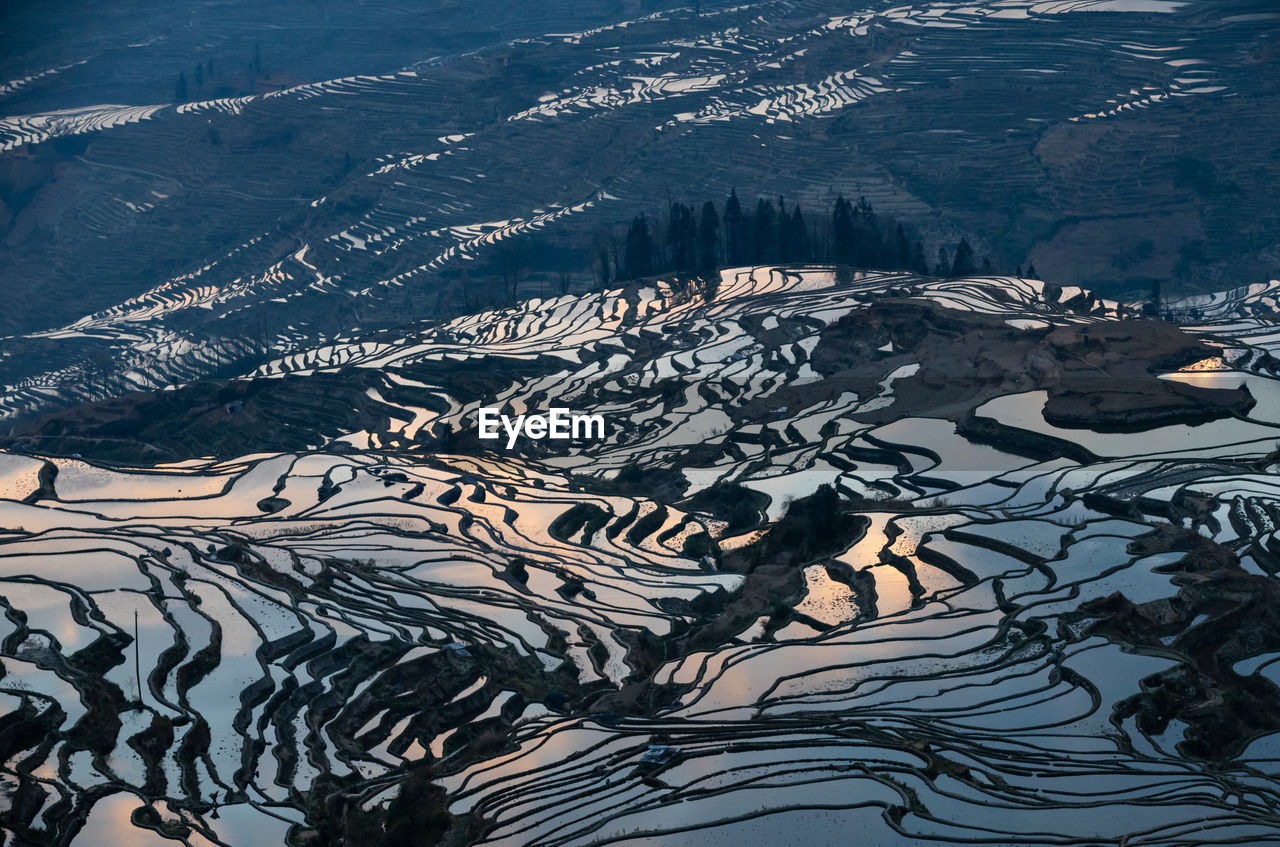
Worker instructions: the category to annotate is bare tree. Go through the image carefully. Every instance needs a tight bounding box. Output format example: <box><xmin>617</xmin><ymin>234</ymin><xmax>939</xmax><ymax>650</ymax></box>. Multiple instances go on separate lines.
<box><xmin>599</xmin><ymin>226</ymin><xmax>623</xmax><ymax>286</ymax></box>
<box><xmin>459</xmin><ymin>269</ymin><xmax>474</xmax><ymax>311</ymax></box>
<box><xmin>497</xmin><ymin>238</ymin><xmax>529</xmax><ymax>303</ymax></box>
<box><xmin>81</xmin><ymin>349</ymin><xmax>115</xmax><ymax>397</ymax></box>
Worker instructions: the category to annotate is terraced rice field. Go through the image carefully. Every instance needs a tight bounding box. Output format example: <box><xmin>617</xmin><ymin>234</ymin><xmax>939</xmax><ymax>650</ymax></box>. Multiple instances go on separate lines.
<box><xmin>2</xmin><ymin>0</ymin><xmax>1277</xmax><ymax>424</ymax></box>
<box><xmin>4</xmin><ymin>268</ymin><xmax>1280</xmax><ymax>844</ymax></box>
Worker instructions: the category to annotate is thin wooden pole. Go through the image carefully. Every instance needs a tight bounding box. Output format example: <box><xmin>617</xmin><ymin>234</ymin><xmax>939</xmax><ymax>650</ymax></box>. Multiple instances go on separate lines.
<box><xmin>134</xmin><ymin>609</ymin><xmax>143</xmax><ymax>706</ymax></box>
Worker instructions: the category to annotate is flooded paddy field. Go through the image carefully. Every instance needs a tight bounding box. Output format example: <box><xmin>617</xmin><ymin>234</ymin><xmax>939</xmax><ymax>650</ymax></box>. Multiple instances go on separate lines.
<box><xmin>4</xmin><ymin>269</ymin><xmax>1280</xmax><ymax>844</ymax></box>
<box><xmin>2</xmin><ymin>0</ymin><xmax>1279</xmax><ymax>424</ymax></box>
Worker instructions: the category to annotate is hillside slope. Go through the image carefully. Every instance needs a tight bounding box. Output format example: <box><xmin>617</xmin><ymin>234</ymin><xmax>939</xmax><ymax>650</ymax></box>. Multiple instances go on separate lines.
<box><xmin>4</xmin><ymin>270</ymin><xmax>1280</xmax><ymax>845</ymax></box>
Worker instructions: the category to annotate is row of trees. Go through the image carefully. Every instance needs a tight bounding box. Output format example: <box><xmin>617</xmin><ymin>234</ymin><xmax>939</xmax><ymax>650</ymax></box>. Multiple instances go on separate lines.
<box><xmin>175</xmin><ymin>46</ymin><xmax>265</xmax><ymax>101</ymax></box>
<box><xmin>461</xmin><ymin>191</ymin><xmax>1046</xmax><ymax>312</ymax></box>
<box><xmin>597</xmin><ymin>191</ymin><xmax>1024</xmax><ymax>287</ymax></box>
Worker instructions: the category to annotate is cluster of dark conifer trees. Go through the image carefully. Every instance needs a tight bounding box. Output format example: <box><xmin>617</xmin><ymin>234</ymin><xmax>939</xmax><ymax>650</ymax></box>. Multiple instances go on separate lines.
<box><xmin>595</xmin><ymin>191</ymin><xmax>1025</xmax><ymax>285</ymax></box>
